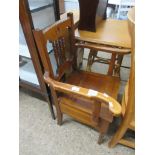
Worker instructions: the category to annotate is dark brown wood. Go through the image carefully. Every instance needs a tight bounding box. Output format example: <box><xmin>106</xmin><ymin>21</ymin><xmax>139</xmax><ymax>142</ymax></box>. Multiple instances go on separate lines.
<box><xmin>108</xmin><ymin>53</ymin><xmax>116</xmax><ymax>76</ymax></box>
<box><xmin>53</xmin><ymin>0</ymin><xmax>60</xmax><ymax>20</ymax></box>
<box><xmin>33</xmin><ymin>13</ymin><xmax>122</xmax><ymax>144</ymax></box>
<box><xmin>86</xmin><ymin>49</ymin><xmax>97</xmax><ymax>71</ymax></box>
<box><xmin>19</xmin><ymin>80</ymin><xmax>42</xmax><ymax>94</ymax></box>
<box><xmin>19</xmin><ymin>0</ymin><xmax>55</xmax><ymax>119</ymax></box>
<box><xmin>78</xmin><ymin>0</ymin><xmax>108</xmax><ymax>32</ymax></box>
<box><xmin>98</xmin><ymin>120</ymin><xmax>110</xmax><ymax>144</ymax></box>
<box><xmin>114</xmin><ymin>55</ymin><xmax>124</xmax><ymax>76</ymax></box>
<box><xmin>92</xmin><ymin>101</ymin><xmax>101</xmax><ymax>125</ymax></box>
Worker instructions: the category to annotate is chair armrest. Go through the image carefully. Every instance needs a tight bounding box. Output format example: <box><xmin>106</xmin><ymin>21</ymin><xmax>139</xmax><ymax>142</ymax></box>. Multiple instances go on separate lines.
<box><xmin>75</xmin><ymin>42</ymin><xmax>130</xmax><ymax>55</ymax></box>
<box><xmin>44</xmin><ymin>73</ymin><xmax>121</xmax><ymax>116</ymax></box>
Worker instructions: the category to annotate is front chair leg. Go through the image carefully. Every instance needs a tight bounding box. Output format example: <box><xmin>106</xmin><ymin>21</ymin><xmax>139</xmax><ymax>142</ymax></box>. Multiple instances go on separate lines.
<box><xmin>98</xmin><ymin>120</ymin><xmax>110</xmax><ymax>144</ymax></box>
<box><xmin>57</xmin><ymin>113</ymin><xmax>63</xmax><ymax>125</ymax></box>
<box><xmin>98</xmin><ymin>132</ymin><xmax>105</xmax><ymax>144</ymax></box>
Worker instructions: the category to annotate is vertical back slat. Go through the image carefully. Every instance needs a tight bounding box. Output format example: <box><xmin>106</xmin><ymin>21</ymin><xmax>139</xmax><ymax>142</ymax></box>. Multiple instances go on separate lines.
<box><xmin>53</xmin><ymin>40</ymin><xmax>60</xmax><ymax>67</ymax></box>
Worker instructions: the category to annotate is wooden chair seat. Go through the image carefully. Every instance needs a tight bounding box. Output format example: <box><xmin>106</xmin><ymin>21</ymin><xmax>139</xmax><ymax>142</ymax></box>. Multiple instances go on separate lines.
<box><xmin>58</xmin><ymin>70</ymin><xmax>120</xmax><ymax>127</ymax></box>
<box><xmin>66</xmin><ymin>70</ymin><xmax>120</xmax><ymax>99</ymax></box>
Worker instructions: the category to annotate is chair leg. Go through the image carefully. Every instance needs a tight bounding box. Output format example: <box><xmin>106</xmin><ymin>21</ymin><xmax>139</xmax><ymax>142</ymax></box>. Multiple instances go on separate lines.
<box><xmin>57</xmin><ymin>113</ymin><xmax>63</xmax><ymax>125</ymax></box>
<box><xmin>76</xmin><ymin>47</ymin><xmax>84</xmax><ymax>69</ymax></box>
<box><xmin>92</xmin><ymin>51</ymin><xmax>97</xmax><ymax>63</ymax></box>
<box><xmin>108</xmin><ymin>53</ymin><xmax>116</xmax><ymax>76</ymax></box>
<box><xmin>86</xmin><ymin>50</ymin><xmax>97</xmax><ymax>71</ymax></box>
<box><xmin>86</xmin><ymin>50</ymin><xmax>93</xmax><ymax>71</ymax></box>
<box><xmin>98</xmin><ymin>120</ymin><xmax>110</xmax><ymax>144</ymax></box>
<box><xmin>114</xmin><ymin>55</ymin><xmax>123</xmax><ymax>77</ymax></box>
<box><xmin>108</xmin><ymin>122</ymin><xmax>128</xmax><ymax>148</ymax></box>
<box><xmin>98</xmin><ymin>132</ymin><xmax>105</xmax><ymax>144</ymax></box>
<box><xmin>45</xmin><ymin>95</ymin><xmax>56</xmax><ymax>120</ymax></box>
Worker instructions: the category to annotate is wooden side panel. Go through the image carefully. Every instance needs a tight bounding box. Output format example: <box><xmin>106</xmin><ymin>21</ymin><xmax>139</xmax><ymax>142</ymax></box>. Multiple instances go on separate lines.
<box><xmin>60</xmin><ymin>103</ymin><xmax>94</xmax><ymax>127</ymax></box>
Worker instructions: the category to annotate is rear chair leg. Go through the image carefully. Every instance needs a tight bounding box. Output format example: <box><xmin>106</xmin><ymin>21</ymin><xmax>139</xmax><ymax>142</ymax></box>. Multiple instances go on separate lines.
<box><xmin>45</xmin><ymin>94</ymin><xmax>56</xmax><ymax>120</ymax></box>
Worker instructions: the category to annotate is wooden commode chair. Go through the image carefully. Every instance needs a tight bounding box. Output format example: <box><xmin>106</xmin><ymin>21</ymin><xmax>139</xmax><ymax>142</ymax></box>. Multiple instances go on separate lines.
<box><xmin>33</xmin><ymin>13</ymin><xmax>122</xmax><ymax>144</ymax></box>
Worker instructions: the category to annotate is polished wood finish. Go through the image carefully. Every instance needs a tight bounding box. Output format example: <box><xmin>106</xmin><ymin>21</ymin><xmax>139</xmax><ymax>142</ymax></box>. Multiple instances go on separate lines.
<box><xmin>75</xmin><ymin>42</ymin><xmax>130</xmax><ymax>54</ymax></box>
<box><xmin>75</xmin><ymin>19</ymin><xmax>131</xmax><ymax>48</ymax></box>
<box><xmin>108</xmin><ymin>7</ymin><xmax>135</xmax><ymax>148</ymax></box>
<box><xmin>76</xmin><ymin>9</ymin><xmax>131</xmax><ymax>75</ymax></box>
<box><xmin>61</xmin><ymin>10</ymin><xmax>131</xmax><ymax>76</ymax></box>
<box><xmin>53</xmin><ymin>0</ymin><xmax>60</xmax><ymax>20</ymax></box>
<box><xmin>78</xmin><ymin>0</ymin><xmax>108</xmax><ymax>32</ymax></box>
<box><xmin>61</xmin><ymin>11</ymin><xmax>131</xmax><ymax>48</ymax></box>
<box><xmin>19</xmin><ymin>0</ymin><xmax>55</xmax><ymax>119</ymax></box>
<box><xmin>33</xmin><ymin>13</ymin><xmax>122</xmax><ymax>144</ymax></box>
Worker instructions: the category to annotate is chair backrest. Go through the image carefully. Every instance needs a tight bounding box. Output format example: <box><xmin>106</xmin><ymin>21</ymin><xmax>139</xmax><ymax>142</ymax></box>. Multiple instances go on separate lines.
<box><xmin>78</xmin><ymin>0</ymin><xmax>108</xmax><ymax>32</ymax></box>
<box><xmin>33</xmin><ymin>13</ymin><xmax>76</xmax><ymax>81</ymax></box>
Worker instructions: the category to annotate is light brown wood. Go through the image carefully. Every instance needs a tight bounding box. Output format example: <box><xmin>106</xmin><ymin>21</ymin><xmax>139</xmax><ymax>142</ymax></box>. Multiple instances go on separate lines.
<box><xmin>75</xmin><ymin>19</ymin><xmax>131</xmax><ymax>49</ymax></box>
<box><xmin>119</xmin><ymin>139</ymin><xmax>135</xmax><ymax>148</ymax></box>
<box><xmin>61</xmin><ymin>10</ymin><xmax>131</xmax><ymax>76</ymax></box>
<box><xmin>60</xmin><ymin>10</ymin><xmax>79</xmax><ymax>28</ymax></box>
<box><xmin>75</xmin><ymin>42</ymin><xmax>130</xmax><ymax>54</ymax></box>
<box><xmin>61</xmin><ymin>11</ymin><xmax>131</xmax><ymax>49</ymax></box>
<box><xmin>109</xmin><ymin>7</ymin><xmax>135</xmax><ymax>149</ymax></box>
<box><xmin>33</xmin><ymin>13</ymin><xmax>122</xmax><ymax>144</ymax></box>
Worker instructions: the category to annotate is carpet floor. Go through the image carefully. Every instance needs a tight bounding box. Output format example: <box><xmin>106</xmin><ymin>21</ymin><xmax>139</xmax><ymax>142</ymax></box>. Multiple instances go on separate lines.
<box><xmin>19</xmin><ymin>91</ymin><xmax>134</xmax><ymax>155</ymax></box>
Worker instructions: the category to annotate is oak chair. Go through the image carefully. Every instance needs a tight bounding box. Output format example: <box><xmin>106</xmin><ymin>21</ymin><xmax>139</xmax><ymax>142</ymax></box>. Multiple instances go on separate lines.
<box><xmin>108</xmin><ymin>7</ymin><xmax>135</xmax><ymax>148</ymax></box>
<box><xmin>76</xmin><ymin>0</ymin><xmax>131</xmax><ymax>76</ymax></box>
<box><xmin>33</xmin><ymin>12</ymin><xmax>122</xmax><ymax>144</ymax></box>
